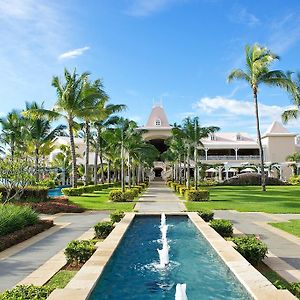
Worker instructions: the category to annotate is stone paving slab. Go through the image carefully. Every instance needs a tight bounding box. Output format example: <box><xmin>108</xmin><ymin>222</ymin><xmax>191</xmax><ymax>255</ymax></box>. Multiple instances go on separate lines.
<box><xmin>0</xmin><ymin>211</ymin><xmax>108</xmax><ymax>292</ymax></box>
<box><xmin>214</xmin><ymin>210</ymin><xmax>300</xmax><ymax>282</ymax></box>
<box><xmin>135</xmin><ymin>180</ymin><xmax>185</xmax><ymax>212</ymax></box>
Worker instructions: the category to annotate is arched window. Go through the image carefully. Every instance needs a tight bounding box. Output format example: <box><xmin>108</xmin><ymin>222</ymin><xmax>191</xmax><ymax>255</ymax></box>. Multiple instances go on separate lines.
<box><xmin>155</xmin><ymin>119</ymin><xmax>161</xmax><ymax>126</ymax></box>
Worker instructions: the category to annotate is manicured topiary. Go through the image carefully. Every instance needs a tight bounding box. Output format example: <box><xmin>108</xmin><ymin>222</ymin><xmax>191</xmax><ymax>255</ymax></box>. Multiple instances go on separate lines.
<box><xmin>130</xmin><ymin>187</ymin><xmax>140</xmax><ymax>197</ymax></box>
<box><xmin>222</xmin><ymin>173</ymin><xmax>285</xmax><ymax>186</ymax></box>
<box><xmin>232</xmin><ymin>235</ymin><xmax>268</xmax><ymax>265</ymax></box>
<box><xmin>0</xmin><ymin>285</ymin><xmax>52</xmax><ymax>300</ymax></box>
<box><xmin>123</xmin><ymin>190</ymin><xmax>135</xmax><ymax>201</ymax></box>
<box><xmin>94</xmin><ymin>221</ymin><xmax>114</xmax><ymax>238</ymax></box>
<box><xmin>186</xmin><ymin>189</ymin><xmax>210</xmax><ymax>201</ymax></box>
<box><xmin>64</xmin><ymin>239</ymin><xmax>96</xmax><ymax>265</ymax></box>
<box><xmin>179</xmin><ymin>186</ymin><xmax>188</xmax><ymax>196</ymax></box>
<box><xmin>197</xmin><ymin>209</ymin><xmax>214</xmax><ymax>222</ymax></box>
<box><xmin>61</xmin><ymin>187</ymin><xmax>83</xmax><ymax>196</ymax></box>
<box><xmin>210</xmin><ymin>219</ymin><xmax>233</xmax><ymax>237</ymax></box>
<box><xmin>110</xmin><ymin>210</ymin><xmax>125</xmax><ymax>223</ymax></box>
<box><xmin>109</xmin><ymin>190</ymin><xmax>124</xmax><ymax>202</ymax></box>
<box><xmin>288</xmin><ymin>175</ymin><xmax>300</xmax><ymax>185</ymax></box>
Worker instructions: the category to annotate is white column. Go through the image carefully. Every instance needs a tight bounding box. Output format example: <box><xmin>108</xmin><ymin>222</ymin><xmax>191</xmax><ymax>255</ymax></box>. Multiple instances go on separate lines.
<box><xmin>205</xmin><ymin>148</ymin><xmax>209</xmax><ymax>161</ymax></box>
<box><xmin>234</xmin><ymin>148</ymin><xmax>239</xmax><ymax>160</ymax></box>
<box><xmin>218</xmin><ymin>166</ymin><xmax>222</xmax><ymax>182</ymax></box>
<box><xmin>279</xmin><ymin>164</ymin><xmax>283</xmax><ymax>180</ymax></box>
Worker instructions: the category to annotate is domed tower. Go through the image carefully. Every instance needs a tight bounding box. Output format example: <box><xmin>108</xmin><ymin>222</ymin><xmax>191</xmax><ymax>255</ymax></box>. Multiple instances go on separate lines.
<box><xmin>140</xmin><ymin>104</ymin><xmax>172</xmax><ymax>178</ymax></box>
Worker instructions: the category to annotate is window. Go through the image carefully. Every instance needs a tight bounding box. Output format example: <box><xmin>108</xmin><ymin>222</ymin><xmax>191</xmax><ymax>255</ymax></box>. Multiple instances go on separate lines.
<box><xmin>236</xmin><ymin>133</ymin><xmax>241</xmax><ymax>141</ymax></box>
<box><xmin>155</xmin><ymin>119</ymin><xmax>161</xmax><ymax>126</ymax></box>
<box><xmin>210</xmin><ymin>133</ymin><xmax>216</xmax><ymax>141</ymax></box>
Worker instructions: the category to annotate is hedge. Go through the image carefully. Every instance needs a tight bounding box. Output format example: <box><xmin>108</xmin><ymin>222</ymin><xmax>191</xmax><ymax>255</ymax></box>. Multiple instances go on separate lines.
<box><xmin>222</xmin><ymin>173</ymin><xmax>285</xmax><ymax>186</ymax></box>
<box><xmin>288</xmin><ymin>175</ymin><xmax>300</xmax><ymax>185</ymax></box>
<box><xmin>0</xmin><ymin>285</ymin><xmax>52</xmax><ymax>300</ymax></box>
<box><xmin>64</xmin><ymin>240</ymin><xmax>96</xmax><ymax>265</ymax></box>
<box><xmin>109</xmin><ymin>190</ymin><xmax>124</xmax><ymax>202</ymax></box>
<box><xmin>0</xmin><ymin>205</ymin><xmax>39</xmax><ymax>237</ymax></box>
<box><xmin>210</xmin><ymin>219</ymin><xmax>233</xmax><ymax>237</ymax></box>
<box><xmin>110</xmin><ymin>210</ymin><xmax>125</xmax><ymax>223</ymax></box>
<box><xmin>123</xmin><ymin>190</ymin><xmax>135</xmax><ymax>201</ymax></box>
<box><xmin>0</xmin><ymin>186</ymin><xmax>49</xmax><ymax>202</ymax></box>
<box><xmin>94</xmin><ymin>221</ymin><xmax>114</xmax><ymax>238</ymax></box>
<box><xmin>197</xmin><ymin>209</ymin><xmax>214</xmax><ymax>222</ymax></box>
<box><xmin>186</xmin><ymin>189</ymin><xmax>210</xmax><ymax>201</ymax></box>
<box><xmin>232</xmin><ymin>235</ymin><xmax>268</xmax><ymax>265</ymax></box>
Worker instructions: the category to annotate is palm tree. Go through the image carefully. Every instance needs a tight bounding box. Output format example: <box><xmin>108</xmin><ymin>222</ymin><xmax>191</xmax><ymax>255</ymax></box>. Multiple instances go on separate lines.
<box><xmin>0</xmin><ymin>110</ymin><xmax>26</xmax><ymax>161</ymax></box>
<box><xmin>24</xmin><ymin>102</ymin><xmax>65</xmax><ymax>180</ymax></box>
<box><xmin>286</xmin><ymin>152</ymin><xmax>300</xmax><ymax>175</ymax></box>
<box><xmin>24</xmin><ymin>68</ymin><xmax>100</xmax><ymax>187</ymax></box>
<box><xmin>282</xmin><ymin>72</ymin><xmax>300</xmax><ymax>123</ymax></box>
<box><xmin>92</xmin><ymin>104</ymin><xmax>126</xmax><ymax>185</ymax></box>
<box><xmin>228</xmin><ymin>44</ymin><xmax>298</xmax><ymax>191</ymax></box>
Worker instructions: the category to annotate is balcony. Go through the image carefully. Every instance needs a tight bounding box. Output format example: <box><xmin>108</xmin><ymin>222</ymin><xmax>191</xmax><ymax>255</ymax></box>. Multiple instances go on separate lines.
<box><xmin>200</xmin><ymin>155</ymin><xmax>260</xmax><ymax>161</ymax></box>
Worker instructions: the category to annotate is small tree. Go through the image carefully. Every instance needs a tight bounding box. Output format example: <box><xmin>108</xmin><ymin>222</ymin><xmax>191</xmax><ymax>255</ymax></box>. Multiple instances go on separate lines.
<box><xmin>0</xmin><ymin>158</ymin><xmax>35</xmax><ymax>203</ymax></box>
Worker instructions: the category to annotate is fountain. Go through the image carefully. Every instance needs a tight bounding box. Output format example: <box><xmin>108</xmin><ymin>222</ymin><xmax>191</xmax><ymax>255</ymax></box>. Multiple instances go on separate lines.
<box><xmin>157</xmin><ymin>213</ymin><xmax>169</xmax><ymax>268</ymax></box>
<box><xmin>175</xmin><ymin>283</ymin><xmax>188</xmax><ymax>300</ymax></box>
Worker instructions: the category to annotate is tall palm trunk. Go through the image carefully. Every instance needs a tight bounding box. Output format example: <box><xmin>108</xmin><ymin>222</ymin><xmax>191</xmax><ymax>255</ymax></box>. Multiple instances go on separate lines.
<box><xmin>127</xmin><ymin>155</ymin><xmax>131</xmax><ymax>189</ymax></box>
<box><xmin>100</xmin><ymin>146</ymin><xmax>104</xmax><ymax>183</ymax></box>
<box><xmin>121</xmin><ymin>143</ymin><xmax>125</xmax><ymax>192</ymax></box>
<box><xmin>194</xmin><ymin>146</ymin><xmax>198</xmax><ymax>190</ymax></box>
<box><xmin>84</xmin><ymin>121</ymin><xmax>90</xmax><ymax>186</ymax></box>
<box><xmin>93</xmin><ymin>129</ymin><xmax>100</xmax><ymax>185</ymax></box>
<box><xmin>183</xmin><ymin>154</ymin><xmax>186</xmax><ymax>183</ymax></box>
<box><xmin>35</xmin><ymin>145</ymin><xmax>39</xmax><ymax>181</ymax></box>
<box><xmin>253</xmin><ymin>88</ymin><xmax>266</xmax><ymax>191</ymax></box>
<box><xmin>107</xmin><ymin>160</ymin><xmax>111</xmax><ymax>183</ymax></box>
<box><xmin>186</xmin><ymin>146</ymin><xmax>191</xmax><ymax>189</ymax></box>
<box><xmin>68</xmin><ymin>120</ymin><xmax>77</xmax><ymax>188</ymax></box>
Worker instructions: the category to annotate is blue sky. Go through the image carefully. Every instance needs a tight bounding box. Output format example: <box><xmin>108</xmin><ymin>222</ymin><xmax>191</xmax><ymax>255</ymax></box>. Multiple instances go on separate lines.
<box><xmin>1</xmin><ymin>0</ymin><xmax>300</xmax><ymax>135</ymax></box>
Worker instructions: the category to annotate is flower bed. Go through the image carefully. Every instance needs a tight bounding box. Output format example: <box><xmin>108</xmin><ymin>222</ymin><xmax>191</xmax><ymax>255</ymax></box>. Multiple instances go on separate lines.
<box><xmin>0</xmin><ymin>220</ymin><xmax>53</xmax><ymax>252</ymax></box>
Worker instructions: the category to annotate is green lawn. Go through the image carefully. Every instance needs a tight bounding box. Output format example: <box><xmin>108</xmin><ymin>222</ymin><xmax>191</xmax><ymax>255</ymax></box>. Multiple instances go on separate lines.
<box><xmin>269</xmin><ymin>219</ymin><xmax>300</xmax><ymax>238</ymax></box>
<box><xmin>46</xmin><ymin>270</ymin><xmax>76</xmax><ymax>290</ymax></box>
<box><xmin>69</xmin><ymin>188</ymin><xmax>136</xmax><ymax>211</ymax></box>
<box><xmin>185</xmin><ymin>185</ymin><xmax>300</xmax><ymax>213</ymax></box>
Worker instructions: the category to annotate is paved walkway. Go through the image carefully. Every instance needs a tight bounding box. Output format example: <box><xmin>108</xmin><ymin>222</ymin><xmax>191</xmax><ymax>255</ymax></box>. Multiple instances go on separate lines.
<box><xmin>135</xmin><ymin>180</ymin><xmax>184</xmax><ymax>212</ymax></box>
<box><xmin>215</xmin><ymin>210</ymin><xmax>300</xmax><ymax>274</ymax></box>
<box><xmin>0</xmin><ymin>211</ymin><xmax>108</xmax><ymax>292</ymax></box>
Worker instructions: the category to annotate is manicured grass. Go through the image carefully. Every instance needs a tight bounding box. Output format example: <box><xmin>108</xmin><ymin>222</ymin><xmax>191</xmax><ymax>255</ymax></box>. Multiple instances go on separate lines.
<box><xmin>185</xmin><ymin>185</ymin><xmax>300</xmax><ymax>213</ymax></box>
<box><xmin>269</xmin><ymin>219</ymin><xmax>300</xmax><ymax>238</ymax></box>
<box><xmin>69</xmin><ymin>188</ymin><xmax>136</xmax><ymax>211</ymax></box>
<box><xmin>46</xmin><ymin>270</ymin><xmax>76</xmax><ymax>290</ymax></box>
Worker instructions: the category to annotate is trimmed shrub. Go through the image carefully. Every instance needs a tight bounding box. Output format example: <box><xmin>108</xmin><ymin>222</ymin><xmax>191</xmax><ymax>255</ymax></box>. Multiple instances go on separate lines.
<box><xmin>81</xmin><ymin>185</ymin><xmax>95</xmax><ymax>193</ymax></box>
<box><xmin>0</xmin><ymin>205</ymin><xmax>38</xmax><ymax>237</ymax></box>
<box><xmin>232</xmin><ymin>235</ymin><xmax>268</xmax><ymax>265</ymax></box>
<box><xmin>186</xmin><ymin>189</ymin><xmax>210</xmax><ymax>201</ymax></box>
<box><xmin>94</xmin><ymin>221</ymin><xmax>114</xmax><ymax>238</ymax></box>
<box><xmin>179</xmin><ymin>186</ymin><xmax>188</xmax><ymax>196</ymax></box>
<box><xmin>123</xmin><ymin>190</ymin><xmax>135</xmax><ymax>201</ymax></box>
<box><xmin>222</xmin><ymin>173</ymin><xmax>285</xmax><ymax>186</ymax></box>
<box><xmin>130</xmin><ymin>187</ymin><xmax>140</xmax><ymax>197</ymax></box>
<box><xmin>0</xmin><ymin>186</ymin><xmax>49</xmax><ymax>202</ymax></box>
<box><xmin>37</xmin><ymin>179</ymin><xmax>55</xmax><ymax>188</ymax></box>
<box><xmin>210</xmin><ymin>219</ymin><xmax>233</xmax><ymax>237</ymax></box>
<box><xmin>197</xmin><ymin>209</ymin><xmax>214</xmax><ymax>222</ymax></box>
<box><xmin>133</xmin><ymin>185</ymin><xmax>142</xmax><ymax>193</ymax></box>
<box><xmin>290</xmin><ymin>283</ymin><xmax>300</xmax><ymax>298</ymax></box>
<box><xmin>199</xmin><ymin>179</ymin><xmax>218</xmax><ymax>186</ymax></box>
<box><xmin>288</xmin><ymin>175</ymin><xmax>300</xmax><ymax>185</ymax></box>
<box><xmin>109</xmin><ymin>190</ymin><xmax>124</xmax><ymax>202</ymax></box>
<box><xmin>0</xmin><ymin>285</ymin><xmax>52</xmax><ymax>300</ymax></box>
<box><xmin>94</xmin><ymin>184</ymin><xmax>103</xmax><ymax>191</ymax></box>
<box><xmin>110</xmin><ymin>210</ymin><xmax>125</xmax><ymax>223</ymax></box>
<box><xmin>61</xmin><ymin>187</ymin><xmax>83</xmax><ymax>196</ymax></box>
<box><xmin>139</xmin><ymin>183</ymin><xmax>147</xmax><ymax>189</ymax></box>
<box><xmin>64</xmin><ymin>240</ymin><xmax>96</xmax><ymax>265</ymax></box>
<box><xmin>27</xmin><ymin>201</ymin><xmax>84</xmax><ymax>214</ymax></box>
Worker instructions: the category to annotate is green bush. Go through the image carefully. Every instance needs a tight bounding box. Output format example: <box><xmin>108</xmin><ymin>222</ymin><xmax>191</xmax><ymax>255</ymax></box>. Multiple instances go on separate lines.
<box><xmin>123</xmin><ymin>190</ymin><xmax>135</xmax><ymax>201</ymax></box>
<box><xmin>109</xmin><ymin>190</ymin><xmax>124</xmax><ymax>202</ymax></box>
<box><xmin>133</xmin><ymin>185</ymin><xmax>142</xmax><ymax>193</ymax></box>
<box><xmin>222</xmin><ymin>173</ymin><xmax>285</xmax><ymax>186</ymax></box>
<box><xmin>290</xmin><ymin>282</ymin><xmax>300</xmax><ymax>298</ymax></box>
<box><xmin>186</xmin><ymin>189</ymin><xmax>210</xmax><ymax>201</ymax></box>
<box><xmin>62</xmin><ymin>187</ymin><xmax>83</xmax><ymax>196</ymax></box>
<box><xmin>130</xmin><ymin>187</ymin><xmax>140</xmax><ymax>197</ymax></box>
<box><xmin>94</xmin><ymin>184</ymin><xmax>103</xmax><ymax>191</ymax></box>
<box><xmin>179</xmin><ymin>186</ymin><xmax>188</xmax><ymax>196</ymax></box>
<box><xmin>139</xmin><ymin>183</ymin><xmax>147</xmax><ymax>189</ymax></box>
<box><xmin>110</xmin><ymin>210</ymin><xmax>125</xmax><ymax>223</ymax></box>
<box><xmin>199</xmin><ymin>179</ymin><xmax>218</xmax><ymax>186</ymax></box>
<box><xmin>0</xmin><ymin>186</ymin><xmax>49</xmax><ymax>202</ymax></box>
<box><xmin>82</xmin><ymin>185</ymin><xmax>95</xmax><ymax>193</ymax></box>
<box><xmin>288</xmin><ymin>175</ymin><xmax>300</xmax><ymax>185</ymax></box>
<box><xmin>37</xmin><ymin>179</ymin><xmax>55</xmax><ymax>188</ymax></box>
<box><xmin>0</xmin><ymin>285</ymin><xmax>52</xmax><ymax>300</ymax></box>
<box><xmin>0</xmin><ymin>205</ymin><xmax>39</xmax><ymax>237</ymax></box>
<box><xmin>64</xmin><ymin>240</ymin><xmax>96</xmax><ymax>265</ymax></box>
<box><xmin>94</xmin><ymin>221</ymin><xmax>114</xmax><ymax>238</ymax></box>
<box><xmin>197</xmin><ymin>209</ymin><xmax>214</xmax><ymax>222</ymax></box>
<box><xmin>210</xmin><ymin>219</ymin><xmax>233</xmax><ymax>237</ymax></box>
<box><xmin>232</xmin><ymin>235</ymin><xmax>268</xmax><ymax>265</ymax></box>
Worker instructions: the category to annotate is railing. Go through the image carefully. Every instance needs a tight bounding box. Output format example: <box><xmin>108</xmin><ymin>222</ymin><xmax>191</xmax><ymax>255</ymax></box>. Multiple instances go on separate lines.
<box><xmin>200</xmin><ymin>155</ymin><xmax>260</xmax><ymax>161</ymax></box>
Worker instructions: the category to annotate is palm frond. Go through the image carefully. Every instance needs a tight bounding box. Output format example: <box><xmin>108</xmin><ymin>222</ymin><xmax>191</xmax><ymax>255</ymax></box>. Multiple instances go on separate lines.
<box><xmin>282</xmin><ymin>109</ymin><xmax>299</xmax><ymax>123</ymax></box>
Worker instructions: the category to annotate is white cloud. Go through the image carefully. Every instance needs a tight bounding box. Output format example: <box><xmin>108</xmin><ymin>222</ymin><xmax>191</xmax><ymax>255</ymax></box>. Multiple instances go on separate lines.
<box><xmin>58</xmin><ymin>46</ymin><xmax>90</xmax><ymax>60</ymax></box>
<box><xmin>126</xmin><ymin>0</ymin><xmax>182</xmax><ymax>17</ymax></box>
<box><xmin>194</xmin><ymin>96</ymin><xmax>289</xmax><ymax>119</ymax></box>
<box><xmin>229</xmin><ymin>7</ymin><xmax>260</xmax><ymax>27</ymax></box>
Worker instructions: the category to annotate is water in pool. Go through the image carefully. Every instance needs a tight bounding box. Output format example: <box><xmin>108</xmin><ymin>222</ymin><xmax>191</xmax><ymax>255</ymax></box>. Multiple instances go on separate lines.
<box><xmin>48</xmin><ymin>186</ymin><xmax>70</xmax><ymax>197</ymax></box>
<box><xmin>89</xmin><ymin>216</ymin><xmax>252</xmax><ymax>300</ymax></box>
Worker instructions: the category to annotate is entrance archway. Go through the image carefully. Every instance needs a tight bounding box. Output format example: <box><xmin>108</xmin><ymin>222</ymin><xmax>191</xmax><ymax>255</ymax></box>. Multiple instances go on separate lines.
<box><xmin>154</xmin><ymin>167</ymin><xmax>163</xmax><ymax>177</ymax></box>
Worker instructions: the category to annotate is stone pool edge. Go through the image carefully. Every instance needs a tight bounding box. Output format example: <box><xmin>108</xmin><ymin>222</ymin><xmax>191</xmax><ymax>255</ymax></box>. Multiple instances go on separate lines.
<box><xmin>188</xmin><ymin>212</ymin><xmax>296</xmax><ymax>300</ymax></box>
<box><xmin>48</xmin><ymin>212</ymin><xmax>296</xmax><ymax>300</ymax></box>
